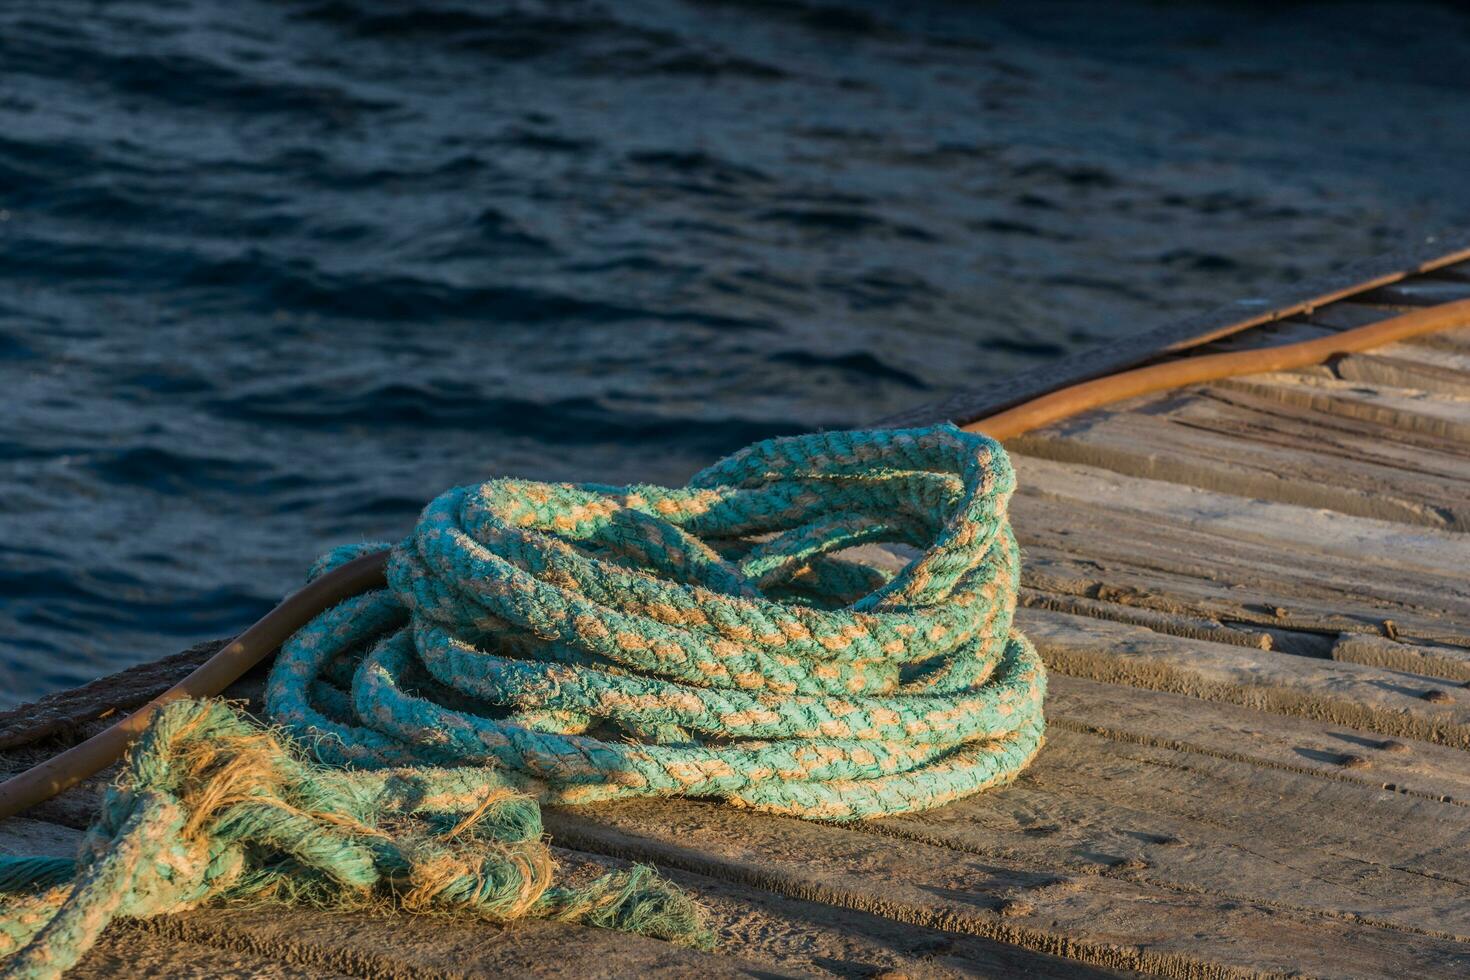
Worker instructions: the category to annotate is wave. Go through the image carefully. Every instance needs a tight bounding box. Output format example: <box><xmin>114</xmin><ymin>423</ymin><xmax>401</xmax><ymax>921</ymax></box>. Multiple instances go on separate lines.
<box><xmin>210</xmin><ymin>382</ymin><xmax>810</xmax><ymax>453</ymax></box>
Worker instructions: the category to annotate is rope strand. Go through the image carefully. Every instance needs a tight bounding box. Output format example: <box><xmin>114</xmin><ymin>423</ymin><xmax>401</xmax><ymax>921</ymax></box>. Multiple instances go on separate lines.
<box><xmin>0</xmin><ymin>699</ymin><xmax>710</xmax><ymax>980</ymax></box>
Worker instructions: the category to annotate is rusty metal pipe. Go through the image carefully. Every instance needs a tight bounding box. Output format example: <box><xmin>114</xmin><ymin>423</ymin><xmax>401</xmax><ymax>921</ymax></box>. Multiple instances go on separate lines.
<box><xmin>966</xmin><ymin>299</ymin><xmax>1470</xmax><ymax>440</ymax></box>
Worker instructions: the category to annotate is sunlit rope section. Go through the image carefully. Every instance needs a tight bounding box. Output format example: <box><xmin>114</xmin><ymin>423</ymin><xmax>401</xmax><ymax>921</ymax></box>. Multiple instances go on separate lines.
<box><xmin>266</xmin><ymin>424</ymin><xmax>1046</xmax><ymax>821</ymax></box>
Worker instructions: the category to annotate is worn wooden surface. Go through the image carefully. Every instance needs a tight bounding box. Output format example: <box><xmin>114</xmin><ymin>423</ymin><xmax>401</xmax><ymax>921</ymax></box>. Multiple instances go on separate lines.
<box><xmin>3</xmin><ymin>257</ymin><xmax>1470</xmax><ymax>977</ymax></box>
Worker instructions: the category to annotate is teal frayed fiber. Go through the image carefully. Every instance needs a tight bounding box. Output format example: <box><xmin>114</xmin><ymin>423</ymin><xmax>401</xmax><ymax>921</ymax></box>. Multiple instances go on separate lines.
<box><xmin>0</xmin><ymin>860</ymin><xmax>73</xmax><ymax>895</ymax></box>
<box><xmin>268</xmin><ymin>424</ymin><xmax>1046</xmax><ymax>820</ymax></box>
<box><xmin>0</xmin><ymin>699</ymin><xmax>713</xmax><ymax>980</ymax></box>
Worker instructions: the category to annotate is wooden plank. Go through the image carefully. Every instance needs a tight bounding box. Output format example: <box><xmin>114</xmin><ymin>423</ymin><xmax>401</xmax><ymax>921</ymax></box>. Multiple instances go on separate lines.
<box><xmin>1331</xmin><ymin>633</ymin><xmax>1470</xmax><ymax>684</ymax></box>
<box><xmin>1008</xmin><ymin>458</ymin><xmax>1470</xmax><ymax>654</ymax></box>
<box><xmin>0</xmin><ymin>641</ymin><xmax>222</xmax><ymax>751</ymax></box>
<box><xmin>1012</xmin><ymin>456</ymin><xmax>1470</xmax><ymax>578</ymax></box>
<box><xmin>151</xmin><ymin>907</ymin><xmax>760</xmax><ymax>980</ymax></box>
<box><xmin>1018</xmin><ymin>588</ymin><xmax>1276</xmax><ymax>651</ymax></box>
<box><xmin>544</xmin><ymin>796</ymin><xmax>1470</xmax><ymax>980</ymax></box>
<box><xmin>1215</xmin><ymin>372</ymin><xmax>1470</xmax><ymax>444</ymax></box>
<box><xmin>1047</xmin><ymin>674</ymin><xmax>1470</xmax><ymax>805</ymax></box>
<box><xmin>1332</xmin><ymin>349</ymin><xmax>1470</xmax><ymax>397</ymax></box>
<box><xmin>866</xmin><ymin>485</ymin><xmax>1470</xmax><ymax>677</ymax></box>
<box><xmin>1020</xmin><ymin>607</ymin><xmax>1470</xmax><ymax>749</ymax></box>
<box><xmin>858</xmin><ymin>537</ymin><xmax>1420</xmax><ymax>661</ymax></box>
<box><xmin>75</xmin><ymin>925</ymin><xmax>350</xmax><ymax>980</ymax></box>
<box><xmin>1009</xmin><ymin>392</ymin><xmax>1470</xmax><ymax>529</ymax></box>
<box><xmin>878</xmin><ymin>236</ymin><xmax>1470</xmax><ymax>428</ymax></box>
<box><xmin>880</xmin><ymin>728</ymin><xmax>1470</xmax><ymax>940</ymax></box>
<box><xmin>1022</xmin><ymin>548</ymin><xmax>1470</xmax><ymax>671</ymax></box>
<box><xmin>653</xmin><ymin>855</ymin><xmax>1143</xmax><ymax>979</ymax></box>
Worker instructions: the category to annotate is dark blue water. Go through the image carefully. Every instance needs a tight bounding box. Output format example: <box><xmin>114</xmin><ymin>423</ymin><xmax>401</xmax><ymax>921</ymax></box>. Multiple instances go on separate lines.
<box><xmin>3</xmin><ymin>0</ymin><xmax>1470</xmax><ymax>704</ymax></box>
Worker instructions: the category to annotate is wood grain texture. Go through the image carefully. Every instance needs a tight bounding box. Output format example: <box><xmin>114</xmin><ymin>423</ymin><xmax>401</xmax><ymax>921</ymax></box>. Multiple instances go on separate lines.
<box><xmin>1046</xmin><ymin>675</ymin><xmax>1470</xmax><ymax>805</ymax></box>
<box><xmin>544</xmin><ymin>796</ymin><xmax>1470</xmax><ymax>980</ymax></box>
<box><xmin>1008</xmin><ymin>457</ymin><xmax>1470</xmax><ymax>663</ymax></box>
<box><xmin>1197</xmin><ymin>319</ymin><xmax>1470</xmax><ymax>395</ymax></box>
<box><xmin>1021</xmin><ymin>608</ymin><xmax>1470</xmax><ymax>749</ymax></box>
<box><xmin>1011</xmin><ymin>455</ymin><xmax>1470</xmax><ymax>576</ymax></box>
<box><xmin>1215</xmin><ymin>372</ymin><xmax>1470</xmax><ymax>443</ymax></box>
<box><xmin>1009</xmin><ymin>389</ymin><xmax>1470</xmax><ymax>529</ymax></box>
<box><xmin>885</xmin><ymin>726</ymin><xmax>1470</xmax><ymax>940</ymax></box>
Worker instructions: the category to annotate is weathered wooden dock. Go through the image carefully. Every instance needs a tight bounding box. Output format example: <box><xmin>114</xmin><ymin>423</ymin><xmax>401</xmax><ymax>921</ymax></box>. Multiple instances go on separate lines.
<box><xmin>3</xmin><ymin>241</ymin><xmax>1469</xmax><ymax>978</ymax></box>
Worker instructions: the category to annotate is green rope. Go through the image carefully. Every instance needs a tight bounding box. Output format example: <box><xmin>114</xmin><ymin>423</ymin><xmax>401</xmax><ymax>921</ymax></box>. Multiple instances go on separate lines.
<box><xmin>0</xmin><ymin>700</ymin><xmax>709</xmax><ymax>980</ymax></box>
<box><xmin>266</xmin><ymin>424</ymin><xmax>1045</xmax><ymax>818</ymax></box>
<box><xmin>0</xmin><ymin>424</ymin><xmax>1044</xmax><ymax>976</ymax></box>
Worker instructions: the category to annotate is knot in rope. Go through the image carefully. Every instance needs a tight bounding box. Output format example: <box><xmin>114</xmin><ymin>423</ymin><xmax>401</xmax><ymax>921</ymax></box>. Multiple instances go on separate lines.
<box><xmin>267</xmin><ymin>424</ymin><xmax>1046</xmax><ymax>820</ymax></box>
<box><xmin>0</xmin><ymin>700</ymin><xmax>709</xmax><ymax>980</ymax></box>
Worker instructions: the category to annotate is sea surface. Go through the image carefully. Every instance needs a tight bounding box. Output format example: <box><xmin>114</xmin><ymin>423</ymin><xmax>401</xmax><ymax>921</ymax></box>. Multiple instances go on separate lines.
<box><xmin>3</xmin><ymin>0</ymin><xmax>1470</xmax><ymax>704</ymax></box>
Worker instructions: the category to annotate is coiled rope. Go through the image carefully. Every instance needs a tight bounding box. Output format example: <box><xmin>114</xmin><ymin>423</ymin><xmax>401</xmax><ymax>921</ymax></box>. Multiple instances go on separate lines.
<box><xmin>267</xmin><ymin>424</ymin><xmax>1045</xmax><ymax>819</ymax></box>
<box><xmin>0</xmin><ymin>424</ymin><xmax>1042</xmax><ymax>975</ymax></box>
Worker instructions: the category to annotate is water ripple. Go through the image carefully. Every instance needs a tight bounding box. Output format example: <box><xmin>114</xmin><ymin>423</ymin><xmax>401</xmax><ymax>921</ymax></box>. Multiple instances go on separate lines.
<box><xmin>2</xmin><ymin>0</ymin><xmax>1469</xmax><ymax>702</ymax></box>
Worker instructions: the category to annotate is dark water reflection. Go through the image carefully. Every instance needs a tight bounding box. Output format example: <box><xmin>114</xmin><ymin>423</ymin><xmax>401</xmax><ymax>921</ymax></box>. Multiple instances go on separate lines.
<box><xmin>3</xmin><ymin>0</ymin><xmax>1469</xmax><ymax>701</ymax></box>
